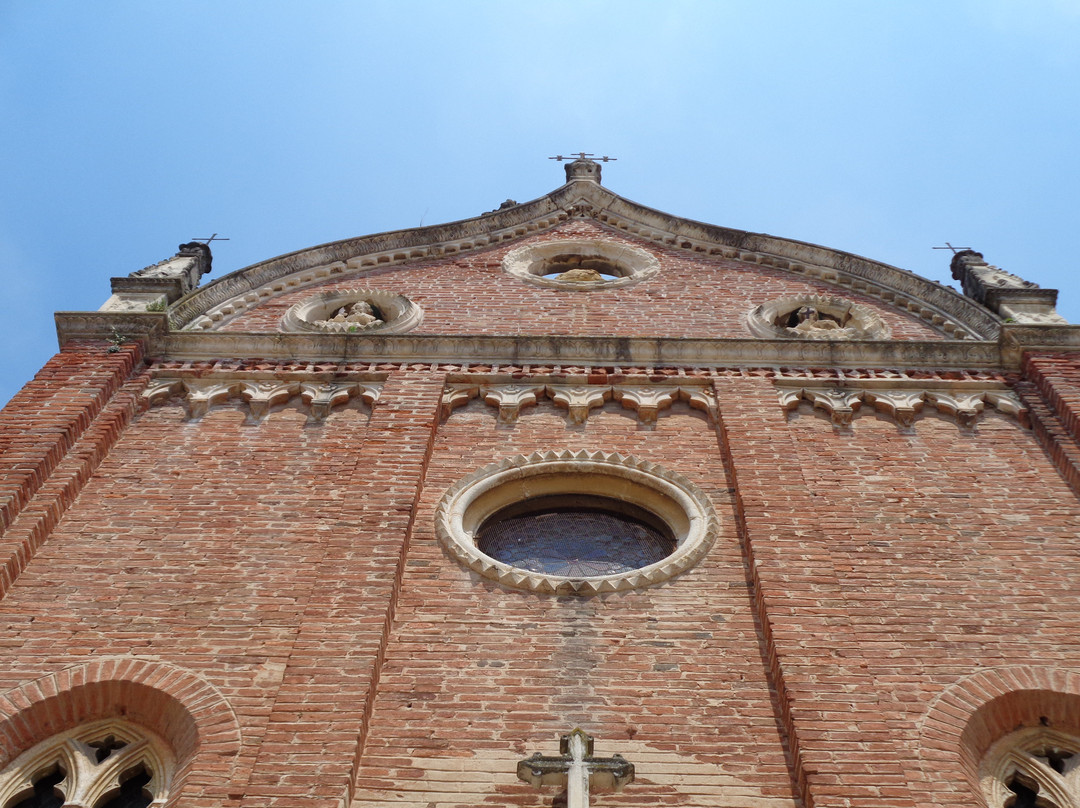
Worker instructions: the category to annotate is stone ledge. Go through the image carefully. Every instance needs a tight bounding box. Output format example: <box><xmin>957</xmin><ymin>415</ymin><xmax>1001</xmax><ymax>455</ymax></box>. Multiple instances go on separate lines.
<box><xmin>54</xmin><ymin>311</ymin><xmax>1080</xmax><ymax>371</ymax></box>
<box><xmin>55</xmin><ymin>311</ymin><xmax>169</xmax><ymax>348</ymax></box>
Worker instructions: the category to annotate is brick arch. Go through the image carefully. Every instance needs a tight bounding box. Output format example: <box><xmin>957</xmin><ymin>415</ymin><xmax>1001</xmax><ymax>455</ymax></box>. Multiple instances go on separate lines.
<box><xmin>918</xmin><ymin>666</ymin><xmax>1080</xmax><ymax>795</ymax></box>
<box><xmin>0</xmin><ymin>657</ymin><xmax>242</xmax><ymax>796</ymax></box>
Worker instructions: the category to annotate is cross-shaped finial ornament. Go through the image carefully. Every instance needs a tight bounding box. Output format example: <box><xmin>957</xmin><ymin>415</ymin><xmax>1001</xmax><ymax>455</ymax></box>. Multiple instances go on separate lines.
<box><xmin>549</xmin><ymin>153</ymin><xmax>618</xmax><ymax>163</ymax></box>
<box><xmin>191</xmin><ymin>233</ymin><xmax>230</xmax><ymax>245</ymax></box>
<box><xmin>932</xmin><ymin>242</ymin><xmax>973</xmax><ymax>254</ymax></box>
<box><xmin>517</xmin><ymin>729</ymin><xmax>634</xmax><ymax>808</ymax></box>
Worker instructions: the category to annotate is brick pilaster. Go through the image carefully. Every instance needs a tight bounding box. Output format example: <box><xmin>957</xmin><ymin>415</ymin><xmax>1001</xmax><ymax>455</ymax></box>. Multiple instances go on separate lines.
<box><xmin>713</xmin><ymin>376</ymin><xmax>917</xmax><ymax>808</ymax></box>
<box><xmin>240</xmin><ymin>369</ymin><xmax>444</xmax><ymax>808</ymax></box>
<box><xmin>0</xmin><ymin>340</ymin><xmax>143</xmax><ymax>593</ymax></box>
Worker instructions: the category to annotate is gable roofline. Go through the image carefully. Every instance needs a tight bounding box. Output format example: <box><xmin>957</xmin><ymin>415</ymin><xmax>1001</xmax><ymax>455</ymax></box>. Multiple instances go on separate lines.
<box><xmin>166</xmin><ymin>169</ymin><xmax>1001</xmax><ymax>339</ymax></box>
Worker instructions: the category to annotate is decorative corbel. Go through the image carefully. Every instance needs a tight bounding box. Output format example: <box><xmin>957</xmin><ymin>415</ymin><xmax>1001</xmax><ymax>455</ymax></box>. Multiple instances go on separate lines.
<box><xmin>546</xmin><ymin>385</ymin><xmax>611</xmax><ymax>424</ymax></box>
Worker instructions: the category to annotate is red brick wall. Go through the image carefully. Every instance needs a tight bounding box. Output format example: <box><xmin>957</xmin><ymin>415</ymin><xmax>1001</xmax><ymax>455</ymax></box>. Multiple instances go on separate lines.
<box><xmin>718</xmin><ymin>375</ymin><xmax>1080</xmax><ymax>808</ymax></box>
<box><xmin>220</xmin><ymin>222</ymin><xmax>947</xmax><ymax>342</ymax></box>
<box><xmin>351</xmin><ymin>396</ymin><xmax>797</xmax><ymax>808</ymax></box>
<box><xmin>2</xmin><ymin>347</ymin><xmax>1080</xmax><ymax>808</ymax></box>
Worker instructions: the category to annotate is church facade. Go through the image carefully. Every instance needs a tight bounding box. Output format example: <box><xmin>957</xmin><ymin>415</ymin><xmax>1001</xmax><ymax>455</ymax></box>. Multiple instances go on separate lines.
<box><xmin>1</xmin><ymin>158</ymin><xmax>1080</xmax><ymax>808</ymax></box>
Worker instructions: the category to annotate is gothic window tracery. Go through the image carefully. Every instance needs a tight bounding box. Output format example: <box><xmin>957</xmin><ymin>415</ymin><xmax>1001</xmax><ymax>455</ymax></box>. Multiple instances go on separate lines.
<box><xmin>981</xmin><ymin>727</ymin><xmax>1080</xmax><ymax>808</ymax></box>
<box><xmin>0</xmin><ymin>722</ymin><xmax>172</xmax><ymax>808</ymax></box>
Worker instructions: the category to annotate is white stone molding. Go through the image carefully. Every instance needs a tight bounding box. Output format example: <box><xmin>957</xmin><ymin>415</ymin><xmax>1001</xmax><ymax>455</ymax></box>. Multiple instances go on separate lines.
<box><xmin>147</xmin><ymin>330</ymin><xmax>1019</xmax><ymax>371</ymax></box>
<box><xmin>141</xmin><ymin>376</ymin><xmax>382</xmax><ymax>423</ymax></box>
<box><xmin>980</xmin><ymin>727</ymin><xmax>1080</xmax><ymax>808</ymax></box>
<box><xmin>922</xmin><ymin>391</ymin><xmax>989</xmax><ymax>429</ymax></box>
<box><xmin>863</xmin><ymin>390</ymin><xmax>927</xmax><ymax>428</ymax></box>
<box><xmin>546</xmin><ymin>385</ymin><xmax>612</xmax><ymax>425</ymax></box>
<box><xmin>279</xmin><ymin>288</ymin><xmax>423</xmax><ymax>335</ymax></box>
<box><xmin>611</xmin><ymin>386</ymin><xmax>680</xmax><ymax>424</ymax></box>
<box><xmin>482</xmin><ymin>384</ymin><xmax>546</xmax><ymax>424</ymax></box>
<box><xmin>300</xmin><ymin>381</ymin><xmax>378</xmax><ymax>422</ymax></box>
<box><xmin>0</xmin><ymin>719</ymin><xmax>173</xmax><ymax>808</ymax></box>
<box><xmin>441</xmin><ymin>384</ymin><xmax>481</xmax><ymax>420</ymax></box>
<box><xmin>800</xmin><ymin>388</ymin><xmax>866</xmax><ymax>427</ymax></box>
<box><xmin>501</xmin><ymin>239</ymin><xmax>661</xmax><ymax>290</ymax></box>
<box><xmin>434</xmin><ymin>450</ymin><xmax>720</xmax><ymax>595</ymax></box>
<box><xmin>441</xmin><ymin>382</ymin><xmax>716</xmax><ymax>425</ymax></box>
<box><xmin>747</xmin><ymin>295</ymin><xmax>892</xmax><ymax>340</ymax></box>
<box><xmin>238</xmin><ymin>380</ymin><xmax>301</xmax><ymax>422</ymax></box>
<box><xmin>778</xmin><ymin>379</ymin><xmax>1028</xmax><ymax>429</ymax></box>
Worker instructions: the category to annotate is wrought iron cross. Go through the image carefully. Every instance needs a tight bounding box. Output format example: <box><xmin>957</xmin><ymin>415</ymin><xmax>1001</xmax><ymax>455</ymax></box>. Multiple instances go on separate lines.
<box><xmin>932</xmin><ymin>242</ymin><xmax>972</xmax><ymax>254</ymax></box>
<box><xmin>517</xmin><ymin>729</ymin><xmax>634</xmax><ymax>808</ymax></box>
<box><xmin>549</xmin><ymin>153</ymin><xmax>618</xmax><ymax>163</ymax></box>
<box><xmin>191</xmin><ymin>233</ymin><xmax>230</xmax><ymax>245</ymax></box>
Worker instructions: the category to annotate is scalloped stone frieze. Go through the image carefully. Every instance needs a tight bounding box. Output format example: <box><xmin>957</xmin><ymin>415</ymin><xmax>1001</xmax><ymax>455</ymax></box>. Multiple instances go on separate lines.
<box><xmin>441</xmin><ymin>382</ymin><xmax>716</xmax><ymax>425</ymax></box>
<box><xmin>779</xmin><ymin>383</ymin><xmax>1027</xmax><ymax>429</ymax></box>
<box><xmin>142</xmin><ymin>376</ymin><xmax>381</xmax><ymax>423</ymax></box>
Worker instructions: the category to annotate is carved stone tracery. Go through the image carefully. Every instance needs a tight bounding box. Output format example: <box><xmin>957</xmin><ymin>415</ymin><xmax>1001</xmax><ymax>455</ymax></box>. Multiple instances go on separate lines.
<box><xmin>0</xmin><ymin>720</ymin><xmax>173</xmax><ymax>808</ymax></box>
<box><xmin>981</xmin><ymin>727</ymin><xmax>1080</xmax><ymax>808</ymax></box>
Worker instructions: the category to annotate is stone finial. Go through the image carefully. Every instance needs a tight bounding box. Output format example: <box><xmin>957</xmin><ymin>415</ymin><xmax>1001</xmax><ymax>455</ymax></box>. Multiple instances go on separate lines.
<box><xmin>100</xmin><ymin>242</ymin><xmax>215</xmax><ymax>313</ymax></box>
<box><xmin>565</xmin><ymin>158</ymin><xmax>602</xmax><ymax>184</ymax></box>
<box><xmin>950</xmin><ymin>250</ymin><xmax>1066</xmax><ymax>324</ymax></box>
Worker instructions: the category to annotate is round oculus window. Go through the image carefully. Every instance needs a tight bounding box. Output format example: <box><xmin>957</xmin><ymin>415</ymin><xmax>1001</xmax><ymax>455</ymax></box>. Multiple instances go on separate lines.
<box><xmin>746</xmin><ymin>295</ymin><xmax>890</xmax><ymax>340</ymax></box>
<box><xmin>502</xmin><ymin>240</ymin><xmax>660</xmax><ymax>290</ymax></box>
<box><xmin>281</xmin><ymin>288</ymin><xmax>423</xmax><ymax>334</ymax></box>
<box><xmin>435</xmin><ymin>450</ymin><xmax>719</xmax><ymax>595</ymax></box>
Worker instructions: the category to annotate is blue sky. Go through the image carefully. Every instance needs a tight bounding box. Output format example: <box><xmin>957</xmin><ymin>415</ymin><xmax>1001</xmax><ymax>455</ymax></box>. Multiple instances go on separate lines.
<box><xmin>2</xmin><ymin>1</ymin><xmax>1079</xmax><ymax>406</ymax></box>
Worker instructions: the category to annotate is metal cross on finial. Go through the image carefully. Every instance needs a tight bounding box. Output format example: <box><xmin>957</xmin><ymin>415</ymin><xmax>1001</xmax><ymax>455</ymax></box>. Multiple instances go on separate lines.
<box><xmin>549</xmin><ymin>153</ymin><xmax>618</xmax><ymax>163</ymax></box>
<box><xmin>191</xmin><ymin>233</ymin><xmax>230</xmax><ymax>245</ymax></box>
<box><xmin>517</xmin><ymin>729</ymin><xmax>634</xmax><ymax>808</ymax></box>
<box><xmin>932</xmin><ymin>242</ymin><xmax>972</xmax><ymax>254</ymax></box>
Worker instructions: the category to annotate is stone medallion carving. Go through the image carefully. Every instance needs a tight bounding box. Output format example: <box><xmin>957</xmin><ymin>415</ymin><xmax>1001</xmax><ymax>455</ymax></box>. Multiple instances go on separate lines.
<box><xmin>435</xmin><ymin>450</ymin><xmax>718</xmax><ymax>595</ymax></box>
<box><xmin>502</xmin><ymin>239</ymin><xmax>660</xmax><ymax>290</ymax></box>
<box><xmin>282</xmin><ymin>289</ymin><xmax>423</xmax><ymax>334</ymax></box>
<box><xmin>747</xmin><ymin>296</ymin><xmax>890</xmax><ymax>340</ymax></box>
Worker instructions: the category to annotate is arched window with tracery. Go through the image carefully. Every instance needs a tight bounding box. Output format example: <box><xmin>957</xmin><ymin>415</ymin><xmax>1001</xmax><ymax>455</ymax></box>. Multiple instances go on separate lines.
<box><xmin>0</xmin><ymin>720</ymin><xmax>172</xmax><ymax>808</ymax></box>
<box><xmin>981</xmin><ymin>727</ymin><xmax>1080</xmax><ymax>808</ymax></box>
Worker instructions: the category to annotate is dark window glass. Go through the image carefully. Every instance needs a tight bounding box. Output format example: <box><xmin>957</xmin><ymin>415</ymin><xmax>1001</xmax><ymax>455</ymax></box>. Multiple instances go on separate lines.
<box><xmin>9</xmin><ymin>768</ymin><xmax>64</xmax><ymax>808</ymax></box>
<box><xmin>477</xmin><ymin>496</ymin><xmax>675</xmax><ymax>577</ymax></box>
<box><xmin>96</xmin><ymin>766</ymin><xmax>151</xmax><ymax>808</ymax></box>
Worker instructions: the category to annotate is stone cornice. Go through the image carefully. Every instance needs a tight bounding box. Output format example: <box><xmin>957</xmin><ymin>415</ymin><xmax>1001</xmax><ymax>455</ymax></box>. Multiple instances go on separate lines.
<box><xmin>54</xmin><ymin>310</ymin><xmax>1080</xmax><ymax>372</ymax></box>
<box><xmin>159</xmin><ymin>177</ymin><xmax>1004</xmax><ymax>339</ymax></box>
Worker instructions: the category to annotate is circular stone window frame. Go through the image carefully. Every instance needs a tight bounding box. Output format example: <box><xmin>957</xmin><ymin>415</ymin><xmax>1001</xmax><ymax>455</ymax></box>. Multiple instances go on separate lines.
<box><xmin>434</xmin><ymin>450</ymin><xmax>719</xmax><ymax>595</ymax></box>
<box><xmin>281</xmin><ymin>288</ymin><xmax>423</xmax><ymax>334</ymax></box>
<box><xmin>746</xmin><ymin>295</ymin><xmax>891</xmax><ymax>340</ymax></box>
<box><xmin>502</xmin><ymin>239</ymin><xmax>660</xmax><ymax>290</ymax></box>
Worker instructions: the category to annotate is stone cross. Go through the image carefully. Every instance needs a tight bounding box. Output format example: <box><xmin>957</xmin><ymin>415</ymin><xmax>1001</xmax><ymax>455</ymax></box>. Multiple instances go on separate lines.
<box><xmin>517</xmin><ymin>729</ymin><xmax>634</xmax><ymax>808</ymax></box>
